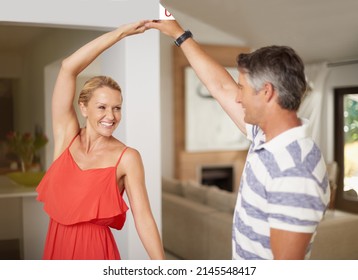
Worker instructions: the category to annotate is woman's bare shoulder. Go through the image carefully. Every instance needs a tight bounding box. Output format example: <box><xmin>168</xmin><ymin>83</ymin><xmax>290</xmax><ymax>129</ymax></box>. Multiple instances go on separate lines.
<box><xmin>109</xmin><ymin>138</ymin><xmax>140</xmax><ymax>161</ymax></box>
<box><xmin>116</xmin><ymin>146</ymin><xmax>143</xmax><ymax>168</ymax></box>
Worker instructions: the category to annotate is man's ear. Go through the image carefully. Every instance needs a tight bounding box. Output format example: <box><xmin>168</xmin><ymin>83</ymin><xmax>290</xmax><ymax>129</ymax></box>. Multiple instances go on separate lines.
<box><xmin>79</xmin><ymin>102</ymin><xmax>88</xmax><ymax>118</ymax></box>
<box><xmin>263</xmin><ymin>82</ymin><xmax>275</xmax><ymax>102</ymax></box>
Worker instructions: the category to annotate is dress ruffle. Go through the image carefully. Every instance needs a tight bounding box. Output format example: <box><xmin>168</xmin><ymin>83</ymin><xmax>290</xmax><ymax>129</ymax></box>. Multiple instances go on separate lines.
<box><xmin>36</xmin><ymin>149</ymin><xmax>128</xmax><ymax>230</ymax></box>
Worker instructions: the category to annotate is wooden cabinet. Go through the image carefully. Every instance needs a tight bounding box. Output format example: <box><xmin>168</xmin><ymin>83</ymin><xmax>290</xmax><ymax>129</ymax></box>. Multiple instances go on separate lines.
<box><xmin>0</xmin><ymin>176</ymin><xmax>48</xmax><ymax>259</ymax></box>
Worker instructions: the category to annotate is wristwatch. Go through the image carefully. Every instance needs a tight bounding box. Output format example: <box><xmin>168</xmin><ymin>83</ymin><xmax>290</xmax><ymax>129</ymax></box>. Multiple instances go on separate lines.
<box><xmin>174</xmin><ymin>30</ymin><xmax>193</xmax><ymax>47</ymax></box>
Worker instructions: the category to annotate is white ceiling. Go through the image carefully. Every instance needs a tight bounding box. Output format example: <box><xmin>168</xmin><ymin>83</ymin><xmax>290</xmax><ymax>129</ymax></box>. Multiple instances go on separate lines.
<box><xmin>1</xmin><ymin>0</ymin><xmax>358</xmax><ymax>64</ymax></box>
<box><xmin>162</xmin><ymin>0</ymin><xmax>358</xmax><ymax>64</ymax></box>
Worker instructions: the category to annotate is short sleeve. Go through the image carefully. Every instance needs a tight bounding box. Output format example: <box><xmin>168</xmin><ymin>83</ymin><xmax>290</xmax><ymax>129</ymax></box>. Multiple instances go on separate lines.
<box><xmin>266</xmin><ymin>176</ymin><xmax>327</xmax><ymax>233</ymax></box>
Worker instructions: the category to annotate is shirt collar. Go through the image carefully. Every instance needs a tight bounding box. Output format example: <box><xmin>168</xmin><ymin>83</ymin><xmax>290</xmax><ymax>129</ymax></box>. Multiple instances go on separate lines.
<box><xmin>254</xmin><ymin>118</ymin><xmax>311</xmax><ymax>152</ymax></box>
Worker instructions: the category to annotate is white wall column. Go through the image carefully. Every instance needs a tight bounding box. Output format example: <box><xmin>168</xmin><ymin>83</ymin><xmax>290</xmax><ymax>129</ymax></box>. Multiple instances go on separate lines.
<box><xmin>102</xmin><ymin>29</ymin><xmax>161</xmax><ymax>259</ymax></box>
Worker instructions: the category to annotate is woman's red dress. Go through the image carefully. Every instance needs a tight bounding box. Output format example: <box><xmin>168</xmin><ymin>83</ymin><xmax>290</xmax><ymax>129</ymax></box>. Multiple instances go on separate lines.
<box><xmin>36</xmin><ymin>135</ymin><xmax>128</xmax><ymax>260</ymax></box>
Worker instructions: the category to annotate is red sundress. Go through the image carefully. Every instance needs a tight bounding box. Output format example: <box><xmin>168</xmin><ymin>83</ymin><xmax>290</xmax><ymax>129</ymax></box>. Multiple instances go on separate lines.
<box><xmin>36</xmin><ymin>134</ymin><xmax>128</xmax><ymax>260</ymax></box>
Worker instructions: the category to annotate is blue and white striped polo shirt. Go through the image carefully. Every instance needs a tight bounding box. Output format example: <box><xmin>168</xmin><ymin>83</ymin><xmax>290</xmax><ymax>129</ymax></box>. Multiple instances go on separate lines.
<box><xmin>232</xmin><ymin>119</ymin><xmax>330</xmax><ymax>260</ymax></box>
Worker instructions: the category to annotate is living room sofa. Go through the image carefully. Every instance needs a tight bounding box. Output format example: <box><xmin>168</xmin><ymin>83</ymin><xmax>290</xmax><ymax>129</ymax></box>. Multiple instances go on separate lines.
<box><xmin>162</xmin><ymin>177</ymin><xmax>235</xmax><ymax>259</ymax></box>
<box><xmin>162</xmin><ymin>177</ymin><xmax>358</xmax><ymax>260</ymax></box>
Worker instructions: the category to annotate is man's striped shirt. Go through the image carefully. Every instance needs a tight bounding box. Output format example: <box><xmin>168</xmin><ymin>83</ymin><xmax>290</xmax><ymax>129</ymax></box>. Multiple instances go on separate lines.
<box><xmin>232</xmin><ymin>120</ymin><xmax>330</xmax><ymax>259</ymax></box>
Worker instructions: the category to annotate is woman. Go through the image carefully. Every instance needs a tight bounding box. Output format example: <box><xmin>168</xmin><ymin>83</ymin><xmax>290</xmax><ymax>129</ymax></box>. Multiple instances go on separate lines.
<box><xmin>36</xmin><ymin>21</ymin><xmax>165</xmax><ymax>260</ymax></box>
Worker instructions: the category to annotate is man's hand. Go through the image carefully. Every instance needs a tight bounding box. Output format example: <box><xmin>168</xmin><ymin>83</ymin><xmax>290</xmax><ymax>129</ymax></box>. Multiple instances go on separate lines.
<box><xmin>145</xmin><ymin>20</ymin><xmax>185</xmax><ymax>39</ymax></box>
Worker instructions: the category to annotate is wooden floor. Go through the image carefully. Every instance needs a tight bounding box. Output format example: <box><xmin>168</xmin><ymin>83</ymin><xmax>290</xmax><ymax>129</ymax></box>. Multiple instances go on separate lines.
<box><xmin>0</xmin><ymin>240</ymin><xmax>181</xmax><ymax>260</ymax></box>
<box><xmin>165</xmin><ymin>250</ymin><xmax>181</xmax><ymax>260</ymax></box>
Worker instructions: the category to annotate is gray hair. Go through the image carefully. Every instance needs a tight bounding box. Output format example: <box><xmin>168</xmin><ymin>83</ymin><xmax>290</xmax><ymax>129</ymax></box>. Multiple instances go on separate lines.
<box><xmin>236</xmin><ymin>46</ymin><xmax>307</xmax><ymax>111</ymax></box>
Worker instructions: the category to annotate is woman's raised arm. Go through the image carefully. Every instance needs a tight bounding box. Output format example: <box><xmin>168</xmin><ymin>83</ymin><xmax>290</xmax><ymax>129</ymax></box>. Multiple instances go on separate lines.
<box><xmin>51</xmin><ymin>21</ymin><xmax>147</xmax><ymax>159</ymax></box>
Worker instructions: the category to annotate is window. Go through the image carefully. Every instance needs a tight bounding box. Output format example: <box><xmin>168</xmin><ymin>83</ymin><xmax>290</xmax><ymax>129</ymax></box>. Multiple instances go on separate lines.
<box><xmin>334</xmin><ymin>87</ymin><xmax>358</xmax><ymax>213</ymax></box>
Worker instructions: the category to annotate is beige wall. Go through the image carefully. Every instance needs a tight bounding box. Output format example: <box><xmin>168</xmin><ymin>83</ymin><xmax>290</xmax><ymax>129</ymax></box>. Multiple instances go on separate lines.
<box><xmin>18</xmin><ymin>28</ymin><xmax>104</xmax><ymax>134</ymax></box>
<box><xmin>0</xmin><ymin>29</ymin><xmax>102</xmax><ymax>242</ymax></box>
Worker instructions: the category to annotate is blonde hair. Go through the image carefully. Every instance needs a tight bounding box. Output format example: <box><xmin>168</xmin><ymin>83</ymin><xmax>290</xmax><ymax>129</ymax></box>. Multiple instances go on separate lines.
<box><xmin>78</xmin><ymin>76</ymin><xmax>122</xmax><ymax>106</ymax></box>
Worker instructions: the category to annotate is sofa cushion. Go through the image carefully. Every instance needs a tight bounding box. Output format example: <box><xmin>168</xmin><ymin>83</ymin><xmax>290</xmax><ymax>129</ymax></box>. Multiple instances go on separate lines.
<box><xmin>310</xmin><ymin>210</ymin><xmax>358</xmax><ymax>259</ymax></box>
<box><xmin>162</xmin><ymin>192</ymin><xmax>216</xmax><ymax>259</ymax></box>
<box><xmin>206</xmin><ymin>186</ymin><xmax>237</xmax><ymax>213</ymax></box>
<box><xmin>229</xmin><ymin>193</ymin><xmax>238</xmax><ymax>212</ymax></box>
<box><xmin>206</xmin><ymin>211</ymin><xmax>233</xmax><ymax>259</ymax></box>
<box><xmin>182</xmin><ymin>181</ymin><xmax>208</xmax><ymax>204</ymax></box>
<box><xmin>162</xmin><ymin>177</ymin><xmax>183</xmax><ymax>196</ymax></box>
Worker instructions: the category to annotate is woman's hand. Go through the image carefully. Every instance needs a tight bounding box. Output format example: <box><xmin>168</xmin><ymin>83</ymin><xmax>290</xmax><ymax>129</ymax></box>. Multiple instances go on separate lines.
<box><xmin>145</xmin><ymin>20</ymin><xmax>184</xmax><ymax>39</ymax></box>
<box><xmin>120</xmin><ymin>20</ymin><xmax>149</xmax><ymax>37</ymax></box>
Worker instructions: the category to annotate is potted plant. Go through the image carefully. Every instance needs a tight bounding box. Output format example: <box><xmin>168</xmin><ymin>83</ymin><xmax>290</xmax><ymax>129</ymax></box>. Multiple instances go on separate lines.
<box><xmin>6</xmin><ymin>131</ymin><xmax>48</xmax><ymax>173</ymax></box>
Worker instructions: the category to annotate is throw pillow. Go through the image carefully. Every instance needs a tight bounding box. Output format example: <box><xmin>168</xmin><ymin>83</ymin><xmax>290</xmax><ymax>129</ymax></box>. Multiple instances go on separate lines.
<box><xmin>162</xmin><ymin>177</ymin><xmax>183</xmax><ymax>196</ymax></box>
<box><xmin>207</xmin><ymin>186</ymin><xmax>236</xmax><ymax>213</ymax></box>
<box><xmin>182</xmin><ymin>180</ymin><xmax>208</xmax><ymax>204</ymax></box>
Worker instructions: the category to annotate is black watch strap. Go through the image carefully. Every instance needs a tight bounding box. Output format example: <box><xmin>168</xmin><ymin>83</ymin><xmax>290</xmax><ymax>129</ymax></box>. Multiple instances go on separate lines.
<box><xmin>174</xmin><ymin>30</ymin><xmax>193</xmax><ymax>47</ymax></box>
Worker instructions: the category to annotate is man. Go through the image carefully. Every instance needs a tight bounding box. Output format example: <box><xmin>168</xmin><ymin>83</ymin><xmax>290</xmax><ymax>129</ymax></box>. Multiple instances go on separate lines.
<box><xmin>146</xmin><ymin>20</ymin><xmax>330</xmax><ymax>259</ymax></box>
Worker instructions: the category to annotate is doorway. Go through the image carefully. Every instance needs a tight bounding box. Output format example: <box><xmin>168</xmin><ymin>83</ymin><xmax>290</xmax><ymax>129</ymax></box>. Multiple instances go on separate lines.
<box><xmin>334</xmin><ymin>87</ymin><xmax>358</xmax><ymax>213</ymax></box>
<box><xmin>0</xmin><ymin>78</ymin><xmax>17</xmax><ymax>171</ymax></box>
